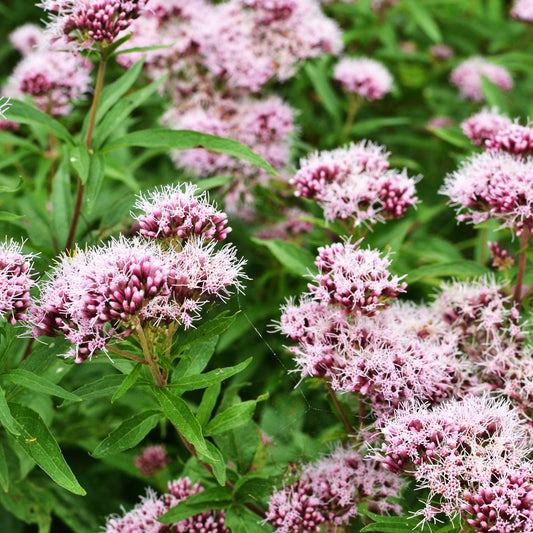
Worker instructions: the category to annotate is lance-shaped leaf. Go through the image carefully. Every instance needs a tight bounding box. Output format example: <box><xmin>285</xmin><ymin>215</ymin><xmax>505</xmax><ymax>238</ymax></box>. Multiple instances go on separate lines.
<box><xmin>8</xmin><ymin>403</ymin><xmax>85</xmax><ymax>495</ymax></box>
<box><xmin>102</xmin><ymin>129</ymin><xmax>277</xmax><ymax>175</ymax></box>
<box><xmin>251</xmin><ymin>238</ymin><xmax>315</xmax><ymax>277</ymax></box>
<box><xmin>91</xmin><ymin>410</ymin><xmax>161</xmax><ymax>458</ymax></box>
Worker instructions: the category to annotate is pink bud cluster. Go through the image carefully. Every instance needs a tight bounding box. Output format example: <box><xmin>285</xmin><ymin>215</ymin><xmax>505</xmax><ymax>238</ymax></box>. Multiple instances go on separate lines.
<box><xmin>379</xmin><ymin>396</ymin><xmax>533</xmax><ymax>531</ymax></box>
<box><xmin>266</xmin><ymin>446</ymin><xmax>402</xmax><ymax>532</ymax></box>
<box><xmin>3</xmin><ymin>24</ymin><xmax>92</xmax><ymax>117</ymax></box>
<box><xmin>255</xmin><ymin>208</ymin><xmax>314</xmax><ymax>241</ymax></box>
<box><xmin>0</xmin><ymin>240</ymin><xmax>35</xmax><ymax>325</ymax></box>
<box><xmin>461</xmin><ymin>108</ymin><xmax>512</xmax><ymax>146</ymax></box>
<box><xmin>309</xmin><ymin>241</ymin><xmax>407</xmax><ymax>317</ymax></box>
<box><xmin>39</xmin><ymin>0</ymin><xmax>148</xmax><ymax>49</ymax></box>
<box><xmin>441</xmin><ymin>150</ymin><xmax>533</xmax><ymax>235</ymax></box>
<box><xmin>450</xmin><ymin>57</ymin><xmax>513</xmax><ymax>102</ymax></box>
<box><xmin>512</xmin><ymin>0</ymin><xmax>533</xmax><ymax>22</ymax></box>
<box><xmin>134</xmin><ymin>445</ymin><xmax>171</xmax><ymax>477</ymax></box>
<box><xmin>333</xmin><ymin>57</ymin><xmax>393</xmax><ymax>101</ymax></box>
<box><xmin>485</xmin><ymin>122</ymin><xmax>533</xmax><ymax>156</ymax></box>
<box><xmin>133</xmin><ymin>184</ymin><xmax>231</xmax><ymax>243</ymax></box>
<box><xmin>104</xmin><ymin>477</ymin><xmax>229</xmax><ymax>532</ymax></box>
<box><xmin>488</xmin><ymin>242</ymin><xmax>515</xmax><ymax>270</ymax></box>
<box><xmin>291</xmin><ymin>142</ymin><xmax>418</xmax><ymax>226</ymax></box>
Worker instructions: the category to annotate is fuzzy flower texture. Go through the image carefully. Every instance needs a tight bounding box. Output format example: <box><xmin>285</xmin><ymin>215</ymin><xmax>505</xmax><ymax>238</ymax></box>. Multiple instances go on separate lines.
<box><xmin>266</xmin><ymin>445</ymin><xmax>402</xmax><ymax>532</ymax></box>
<box><xmin>291</xmin><ymin>141</ymin><xmax>418</xmax><ymax>227</ymax></box>
<box><xmin>30</xmin><ymin>184</ymin><xmax>245</xmax><ymax>362</ymax></box>
<box><xmin>104</xmin><ymin>477</ymin><xmax>229</xmax><ymax>532</ymax></box>
<box><xmin>334</xmin><ymin>57</ymin><xmax>393</xmax><ymax>101</ymax></box>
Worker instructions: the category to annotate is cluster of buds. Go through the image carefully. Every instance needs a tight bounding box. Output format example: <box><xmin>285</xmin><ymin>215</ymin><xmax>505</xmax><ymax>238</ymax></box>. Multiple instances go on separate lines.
<box><xmin>0</xmin><ymin>240</ymin><xmax>35</xmax><ymax>325</ymax></box>
<box><xmin>266</xmin><ymin>446</ymin><xmax>402</xmax><ymax>532</ymax></box>
<box><xmin>488</xmin><ymin>241</ymin><xmax>515</xmax><ymax>270</ymax></box>
<box><xmin>461</xmin><ymin>108</ymin><xmax>512</xmax><ymax>146</ymax></box>
<box><xmin>104</xmin><ymin>477</ymin><xmax>229</xmax><ymax>532</ymax></box>
<box><xmin>291</xmin><ymin>141</ymin><xmax>418</xmax><ymax>227</ymax></box>
<box><xmin>134</xmin><ymin>445</ymin><xmax>171</xmax><ymax>477</ymax></box>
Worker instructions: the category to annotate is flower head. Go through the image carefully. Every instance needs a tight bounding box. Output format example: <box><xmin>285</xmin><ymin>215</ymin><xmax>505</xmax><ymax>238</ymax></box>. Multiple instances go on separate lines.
<box><xmin>450</xmin><ymin>57</ymin><xmax>513</xmax><ymax>102</ymax></box>
<box><xmin>334</xmin><ymin>57</ymin><xmax>393</xmax><ymax>101</ymax></box>
<box><xmin>9</xmin><ymin>24</ymin><xmax>48</xmax><ymax>55</ymax></box>
<box><xmin>0</xmin><ymin>240</ymin><xmax>35</xmax><ymax>325</ymax></box>
<box><xmin>512</xmin><ymin>0</ymin><xmax>533</xmax><ymax>22</ymax></box>
<box><xmin>461</xmin><ymin>108</ymin><xmax>512</xmax><ymax>146</ymax></box>
<box><xmin>441</xmin><ymin>150</ymin><xmax>533</xmax><ymax>235</ymax></box>
<box><xmin>486</xmin><ymin>121</ymin><xmax>533</xmax><ymax>157</ymax></box>
<box><xmin>135</xmin><ymin>445</ymin><xmax>171</xmax><ymax>477</ymax></box>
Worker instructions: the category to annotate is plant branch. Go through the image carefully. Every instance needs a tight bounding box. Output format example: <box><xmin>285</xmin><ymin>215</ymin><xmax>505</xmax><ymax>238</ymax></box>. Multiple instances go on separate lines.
<box><xmin>513</xmin><ymin>227</ymin><xmax>531</xmax><ymax>305</ymax></box>
<box><xmin>326</xmin><ymin>382</ymin><xmax>354</xmax><ymax>434</ymax></box>
<box><xmin>107</xmin><ymin>345</ymin><xmax>149</xmax><ymax>365</ymax></box>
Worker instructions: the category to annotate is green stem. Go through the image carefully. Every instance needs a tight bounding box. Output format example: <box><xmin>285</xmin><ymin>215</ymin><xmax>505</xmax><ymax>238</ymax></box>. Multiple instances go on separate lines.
<box><xmin>65</xmin><ymin>57</ymin><xmax>107</xmax><ymax>251</ymax></box>
<box><xmin>107</xmin><ymin>345</ymin><xmax>149</xmax><ymax>365</ymax></box>
<box><xmin>136</xmin><ymin>323</ymin><xmax>166</xmax><ymax>387</ymax></box>
<box><xmin>340</xmin><ymin>93</ymin><xmax>362</xmax><ymax>144</ymax></box>
<box><xmin>479</xmin><ymin>227</ymin><xmax>488</xmax><ymax>265</ymax></box>
<box><xmin>326</xmin><ymin>382</ymin><xmax>354</xmax><ymax>434</ymax></box>
<box><xmin>513</xmin><ymin>227</ymin><xmax>531</xmax><ymax>305</ymax></box>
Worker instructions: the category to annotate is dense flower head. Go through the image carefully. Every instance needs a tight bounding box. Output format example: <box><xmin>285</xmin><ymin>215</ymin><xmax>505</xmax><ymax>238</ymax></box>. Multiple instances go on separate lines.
<box><xmin>309</xmin><ymin>241</ymin><xmax>406</xmax><ymax>316</ymax></box>
<box><xmin>333</xmin><ymin>57</ymin><xmax>393</xmax><ymax>101</ymax></box>
<box><xmin>486</xmin><ymin>121</ymin><xmax>533</xmax><ymax>156</ymax></box>
<box><xmin>133</xmin><ymin>184</ymin><xmax>231</xmax><ymax>243</ymax></box>
<box><xmin>0</xmin><ymin>240</ymin><xmax>35</xmax><ymax>325</ymax></box>
<box><xmin>291</xmin><ymin>142</ymin><xmax>418</xmax><ymax>226</ymax></box>
<box><xmin>104</xmin><ymin>477</ymin><xmax>229</xmax><ymax>532</ymax></box>
<box><xmin>450</xmin><ymin>57</ymin><xmax>513</xmax><ymax>102</ymax></box>
<box><xmin>3</xmin><ymin>47</ymin><xmax>92</xmax><ymax>116</ymax></box>
<box><xmin>379</xmin><ymin>396</ymin><xmax>533</xmax><ymax>530</ymax></box>
<box><xmin>441</xmin><ymin>150</ymin><xmax>533</xmax><ymax>235</ymax></box>
<box><xmin>39</xmin><ymin>0</ymin><xmax>148</xmax><ymax>49</ymax></box>
<box><xmin>266</xmin><ymin>445</ymin><xmax>403</xmax><ymax>532</ymax></box>
<box><xmin>512</xmin><ymin>0</ymin><xmax>533</xmax><ymax>22</ymax></box>
<box><xmin>30</xmin><ymin>236</ymin><xmax>245</xmax><ymax>361</ymax></box>
<box><xmin>135</xmin><ymin>445</ymin><xmax>171</xmax><ymax>477</ymax></box>
<box><xmin>461</xmin><ymin>107</ymin><xmax>512</xmax><ymax>146</ymax></box>
<box><xmin>9</xmin><ymin>24</ymin><xmax>48</xmax><ymax>55</ymax></box>
<box><xmin>429</xmin><ymin>44</ymin><xmax>454</xmax><ymax>60</ymax></box>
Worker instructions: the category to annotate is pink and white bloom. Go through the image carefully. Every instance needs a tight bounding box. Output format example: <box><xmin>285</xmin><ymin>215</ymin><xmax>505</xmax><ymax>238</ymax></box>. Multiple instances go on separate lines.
<box><xmin>441</xmin><ymin>150</ymin><xmax>533</xmax><ymax>235</ymax></box>
<box><xmin>0</xmin><ymin>240</ymin><xmax>35</xmax><ymax>325</ymax></box>
<box><xmin>486</xmin><ymin>121</ymin><xmax>533</xmax><ymax>156</ymax></box>
<box><xmin>334</xmin><ymin>57</ymin><xmax>393</xmax><ymax>101</ymax></box>
<box><xmin>9</xmin><ymin>24</ymin><xmax>48</xmax><ymax>55</ymax></box>
<box><xmin>512</xmin><ymin>0</ymin><xmax>533</xmax><ymax>22</ymax></box>
<box><xmin>461</xmin><ymin>108</ymin><xmax>512</xmax><ymax>146</ymax></box>
<box><xmin>450</xmin><ymin>57</ymin><xmax>513</xmax><ymax>102</ymax></box>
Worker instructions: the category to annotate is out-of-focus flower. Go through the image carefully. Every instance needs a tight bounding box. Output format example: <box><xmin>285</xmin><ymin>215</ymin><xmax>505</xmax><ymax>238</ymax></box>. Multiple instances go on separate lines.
<box><xmin>291</xmin><ymin>142</ymin><xmax>418</xmax><ymax>226</ymax></box>
<box><xmin>427</xmin><ymin>116</ymin><xmax>454</xmax><ymax>129</ymax></box>
<box><xmin>512</xmin><ymin>0</ymin><xmax>533</xmax><ymax>22</ymax></box>
<box><xmin>450</xmin><ymin>57</ymin><xmax>513</xmax><ymax>102</ymax></box>
<box><xmin>134</xmin><ymin>445</ymin><xmax>171</xmax><ymax>476</ymax></box>
<box><xmin>0</xmin><ymin>240</ymin><xmax>35</xmax><ymax>325</ymax></box>
<box><xmin>39</xmin><ymin>0</ymin><xmax>148</xmax><ymax>50</ymax></box>
<box><xmin>488</xmin><ymin>241</ymin><xmax>515</xmax><ymax>270</ymax></box>
<box><xmin>255</xmin><ymin>208</ymin><xmax>314</xmax><ymax>241</ymax></box>
<box><xmin>9</xmin><ymin>24</ymin><xmax>48</xmax><ymax>55</ymax></box>
<box><xmin>486</xmin><ymin>121</ymin><xmax>533</xmax><ymax>157</ymax></box>
<box><xmin>429</xmin><ymin>44</ymin><xmax>454</xmax><ymax>60</ymax></box>
<box><xmin>441</xmin><ymin>150</ymin><xmax>533</xmax><ymax>235</ymax></box>
<box><xmin>104</xmin><ymin>477</ymin><xmax>229</xmax><ymax>532</ymax></box>
<box><xmin>333</xmin><ymin>57</ymin><xmax>393</xmax><ymax>101</ymax></box>
<box><xmin>461</xmin><ymin>107</ymin><xmax>512</xmax><ymax>146</ymax></box>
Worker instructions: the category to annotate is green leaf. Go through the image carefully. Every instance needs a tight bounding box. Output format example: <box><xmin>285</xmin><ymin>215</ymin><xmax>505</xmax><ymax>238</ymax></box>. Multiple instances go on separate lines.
<box><xmin>51</xmin><ymin>151</ymin><xmax>73</xmax><ymax>248</ymax></box>
<box><xmin>65</xmin><ymin>374</ymin><xmax>123</xmax><ymax>404</ymax></box>
<box><xmin>8</xmin><ymin>403</ymin><xmax>85</xmax><ymax>495</ymax></box>
<box><xmin>152</xmin><ymin>387</ymin><xmax>208</xmax><ymax>456</ymax></box>
<box><xmin>0</xmin><ymin>131</ymin><xmax>41</xmax><ymax>152</ymax></box>
<box><xmin>95</xmin><ymin>75</ymin><xmax>167</xmax><ymax>148</ymax></box>
<box><xmin>102</xmin><ymin>129</ymin><xmax>277</xmax><ymax>175</ymax></box>
<box><xmin>84</xmin><ymin>152</ymin><xmax>105</xmax><ymax>213</ymax></box>
<box><xmin>197</xmin><ymin>383</ymin><xmax>221</xmax><ymax>428</ymax></box>
<box><xmin>251</xmin><ymin>238</ymin><xmax>315</xmax><ymax>276</ymax></box>
<box><xmin>304</xmin><ymin>62</ymin><xmax>342</xmax><ymax>123</ymax></box>
<box><xmin>223</xmin><ymin>505</ymin><xmax>266</xmax><ymax>533</ymax></box>
<box><xmin>350</xmin><ymin>117</ymin><xmax>411</xmax><ymax>136</ymax></box>
<box><xmin>69</xmin><ymin>144</ymin><xmax>90</xmax><ymax>184</ymax></box>
<box><xmin>481</xmin><ymin>75</ymin><xmax>508</xmax><ymax>112</ymax></box>
<box><xmin>111</xmin><ymin>363</ymin><xmax>143</xmax><ymax>403</ymax></box>
<box><xmin>198</xmin><ymin>440</ymin><xmax>227</xmax><ymax>486</ymax></box>
<box><xmin>234</xmin><ymin>474</ymin><xmax>274</xmax><ymax>503</ymax></box>
<box><xmin>404</xmin><ymin>0</ymin><xmax>442</xmax><ymax>43</ymax></box>
<box><xmin>0</xmin><ymin>369</ymin><xmax>80</xmax><ymax>403</ymax></box>
<box><xmin>91</xmin><ymin>409</ymin><xmax>161</xmax><ymax>457</ymax></box>
<box><xmin>0</xmin><ymin>438</ymin><xmax>9</xmax><ymax>491</ymax></box>
<box><xmin>194</xmin><ymin>176</ymin><xmax>233</xmax><ymax>192</ymax></box>
<box><xmin>175</xmin><ymin>337</ymin><xmax>219</xmax><ymax>377</ymax></box>
<box><xmin>205</xmin><ymin>396</ymin><xmax>267</xmax><ymax>437</ymax></box>
<box><xmin>158</xmin><ymin>487</ymin><xmax>232</xmax><ymax>524</ymax></box>
<box><xmin>407</xmin><ymin>260</ymin><xmax>491</xmax><ymax>283</ymax></box>
<box><xmin>6</xmin><ymin>100</ymin><xmax>73</xmax><ymax>144</ymax></box>
<box><xmin>430</xmin><ymin>126</ymin><xmax>472</xmax><ymax>149</ymax></box>
<box><xmin>170</xmin><ymin>358</ymin><xmax>252</xmax><ymax>393</ymax></box>
<box><xmin>178</xmin><ymin>311</ymin><xmax>238</xmax><ymax>354</ymax></box>
<box><xmin>0</xmin><ymin>386</ymin><xmax>19</xmax><ymax>436</ymax></box>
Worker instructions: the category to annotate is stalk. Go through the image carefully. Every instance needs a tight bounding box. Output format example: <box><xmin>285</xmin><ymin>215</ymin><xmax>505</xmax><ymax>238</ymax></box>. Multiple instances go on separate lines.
<box><xmin>340</xmin><ymin>93</ymin><xmax>362</xmax><ymax>144</ymax></box>
<box><xmin>135</xmin><ymin>323</ymin><xmax>167</xmax><ymax>387</ymax></box>
<box><xmin>65</xmin><ymin>57</ymin><xmax>107</xmax><ymax>251</ymax></box>
<box><xmin>326</xmin><ymin>382</ymin><xmax>354</xmax><ymax>434</ymax></box>
<box><xmin>513</xmin><ymin>227</ymin><xmax>531</xmax><ymax>304</ymax></box>
<box><xmin>107</xmin><ymin>345</ymin><xmax>149</xmax><ymax>365</ymax></box>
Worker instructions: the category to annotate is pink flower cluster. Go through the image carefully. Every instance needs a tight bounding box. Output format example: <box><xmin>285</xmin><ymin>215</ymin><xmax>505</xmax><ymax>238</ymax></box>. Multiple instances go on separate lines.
<box><xmin>104</xmin><ymin>477</ymin><xmax>229</xmax><ymax>532</ymax></box>
<box><xmin>291</xmin><ymin>142</ymin><xmax>418</xmax><ymax>226</ymax></box>
<box><xmin>309</xmin><ymin>241</ymin><xmax>407</xmax><ymax>317</ymax></box>
<box><xmin>31</xmin><ymin>184</ymin><xmax>245</xmax><ymax>362</ymax></box>
<box><xmin>512</xmin><ymin>0</ymin><xmax>533</xmax><ymax>22</ymax></box>
<box><xmin>488</xmin><ymin>241</ymin><xmax>514</xmax><ymax>270</ymax></box>
<box><xmin>39</xmin><ymin>0</ymin><xmax>148</xmax><ymax>49</ymax></box>
<box><xmin>379</xmin><ymin>396</ymin><xmax>533</xmax><ymax>531</ymax></box>
<box><xmin>461</xmin><ymin>108</ymin><xmax>512</xmax><ymax>146</ymax></box>
<box><xmin>334</xmin><ymin>57</ymin><xmax>393</xmax><ymax>101</ymax></box>
<box><xmin>4</xmin><ymin>25</ymin><xmax>92</xmax><ymax>116</ymax></box>
<box><xmin>255</xmin><ymin>207</ymin><xmax>314</xmax><ymax>241</ymax></box>
<box><xmin>135</xmin><ymin>445</ymin><xmax>171</xmax><ymax>477</ymax></box>
<box><xmin>441</xmin><ymin>149</ymin><xmax>533</xmax><ymax>235</ymax></box>
<box><xmin>450</xmin><ymin>57</ymin><xmax>513</xmax><ymax>102</ymax></box>
<box><xmin>266</xmin><ymin>446</ymin><xmax>402</xmax><ymax>532</ymax></box>
<box><xmin>0</xmin><ymin>240</ymin><xmax>35</xmax><ymax>325</ymax></box>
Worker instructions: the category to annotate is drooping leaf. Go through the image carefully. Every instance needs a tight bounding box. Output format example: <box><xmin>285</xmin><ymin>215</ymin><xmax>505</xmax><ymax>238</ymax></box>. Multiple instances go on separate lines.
<box><xmin>251</xmin><ymin>238</ymin><xmax>315</xmax><ymax>277</ymax></box>
<box><xmin>111</xmin><ymin>363</ymin><xmax>143</xmax><ymax>403</ymax></box>
<box><xmin>407</xmin><ymin>260</ymin><xmax>491</xmax><ymax>283</ymax></box>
